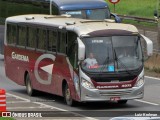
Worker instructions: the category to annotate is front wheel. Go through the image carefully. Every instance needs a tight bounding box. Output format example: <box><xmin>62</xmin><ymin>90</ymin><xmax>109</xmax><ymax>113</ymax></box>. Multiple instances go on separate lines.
<box><xmin>117</xmin><ymin>100</ymin><xmax>128</xmax><ymax>104</ymax></box>
<box><xmin>64</xmin><ymin>84</ymin><xmax>74</xmax><ymax>106</ymax></box>
<box><xmin>26</xmin><ymin>74</ymin><xmax>35</xmax><ymax>96</ymax></box>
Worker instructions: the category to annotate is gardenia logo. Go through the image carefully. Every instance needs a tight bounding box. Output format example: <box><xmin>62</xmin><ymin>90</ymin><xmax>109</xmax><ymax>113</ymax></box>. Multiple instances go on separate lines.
<box><xmin>12</xmin><ymin>52</ymin><xmax>29</xmax><ymax>62</ymax></box>
<box><xmin>96</xmin><ymin>85</ymin><xmax>119</xmax><ymax>89</ymax></box>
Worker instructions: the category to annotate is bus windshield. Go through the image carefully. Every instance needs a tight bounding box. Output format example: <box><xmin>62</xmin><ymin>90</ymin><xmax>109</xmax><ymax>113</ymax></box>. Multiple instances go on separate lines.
<box><xmin>61</xmin><ymin>8</ymin><xmax>110</xmax><ymax>20</ymax></box>
<box><xmin>81</xmin><ymin>36</ymin><xmax>143</xmax><ymax>73</ymax></box>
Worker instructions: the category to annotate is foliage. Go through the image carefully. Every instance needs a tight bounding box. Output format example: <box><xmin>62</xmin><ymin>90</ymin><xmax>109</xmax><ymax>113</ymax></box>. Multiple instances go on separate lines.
<box><xmin>107</xmin><ymin>0</ymin><xmax>157</xmax><ymax>18</ymax></box>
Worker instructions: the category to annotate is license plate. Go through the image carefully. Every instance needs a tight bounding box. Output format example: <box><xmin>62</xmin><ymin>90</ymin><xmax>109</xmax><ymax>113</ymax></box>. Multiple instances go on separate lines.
<box><xmin>110</xmin><ymin>97</ymin><xmax>120</xmax><ymax>101</ymax></box>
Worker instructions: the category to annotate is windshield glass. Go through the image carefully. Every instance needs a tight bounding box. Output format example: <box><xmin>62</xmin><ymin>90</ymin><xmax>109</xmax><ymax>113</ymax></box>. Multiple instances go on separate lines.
<box><xmin>81</xmin><ymin>36</ymin><xmax>143</xmax><ymax>73</ymax></box>
<box><xmin>61</xmin><ymin>8</ymin><xmax>110</xmax><ymax>20</ymax></box>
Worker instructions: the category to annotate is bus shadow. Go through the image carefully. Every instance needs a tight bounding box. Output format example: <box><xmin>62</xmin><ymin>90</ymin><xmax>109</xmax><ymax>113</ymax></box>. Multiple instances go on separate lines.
<box><xmin>11</xmin><ymin>89</ymin><xmax>65</xmax><ymax>105</ymax></box>
<box><xmin>74</xmin><ymin>101</ymin><xmax>138</xmax><ymax>110</ymax></box>
<box><xmin>11</xmin><ymin>89</ymin><xmax>138</xmax><ymax>110</ymax></box>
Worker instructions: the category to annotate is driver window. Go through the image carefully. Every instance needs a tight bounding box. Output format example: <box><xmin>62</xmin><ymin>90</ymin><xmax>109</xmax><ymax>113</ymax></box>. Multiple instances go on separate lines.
<box><xmin>68</xmin><ymin>32</ymin><xmax>78</xmax><ymax>69</ymax></box>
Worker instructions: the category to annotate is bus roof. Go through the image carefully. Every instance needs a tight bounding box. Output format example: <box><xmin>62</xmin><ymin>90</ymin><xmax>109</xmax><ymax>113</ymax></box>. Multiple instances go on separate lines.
<box><xmin>51</xmin><ymin>0</ymin><xmax>108</xmax><ymax>11</ymax></box>
<box><xmin>6</xmin><ymin>14</ymin><xmax>138</xmax><ymax>37</ymax></box>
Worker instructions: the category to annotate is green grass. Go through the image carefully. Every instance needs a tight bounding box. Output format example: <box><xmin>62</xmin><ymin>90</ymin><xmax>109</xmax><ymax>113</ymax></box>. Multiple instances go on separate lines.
<box><xmin>122</xmin><ymin>19</ymin><xmax>157</xmax><ymax>28</ymax></box>
<box><xmin>0</xmin><ymin>0</ymin><xmax>59</xmax><ymax>24</ymax></box>
<box><xmin>0</xmin><ymin>0</ymin><xmax>158</xmax><ymax>27</ymax></box>
<box><xmin>0</xmin><ymin>0</ymin><xmax>49</xmax><ymax>18</ymax></box>
<box><xmin>0</xmin><ymin>117</ymin><xmax>15</xmax><ymax>120</ymax></box>
<box><xmin>0</xmin><ymin>0</ymin><xmax>50</xmax><ymax>24</ymax></box>
<box><xmin>106</xmin><ymin>0</ymin><xmax>157</xmax><ymax>18</ymax></box>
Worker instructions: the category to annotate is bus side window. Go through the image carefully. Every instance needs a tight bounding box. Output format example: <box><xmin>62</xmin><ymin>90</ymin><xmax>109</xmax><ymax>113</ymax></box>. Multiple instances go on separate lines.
<box><xmin>7</xmin><ymin>24</ymin><xmax>17</xmax><ymax>45</ymax></box>
<box><xmin>27</xmin><ymin>27</ymin><xmax>37</xmax><ymax>49</ymax></box>
<box><xmin>47</xmin><ymin>30</ymin><xmax>57</xmax><ymax>52</ymax></box>
<box><xmin>52</xmin><ymin>4</ymin><xmax>59</xmax><ymax>15</ymax></box>
<box><xmin>17</xmin><ymin>26</ymin><xmax>27</xmax><ymax>47</ymax></box>
<box><xmin>37</xmin><ymin>29</ymin><xmax>46</xmax><ymax>50</ymax></box>
<box><xmin>58</xmin><ymin>31</ymin><xmax>67</xmax><ymax>54</ymax></box>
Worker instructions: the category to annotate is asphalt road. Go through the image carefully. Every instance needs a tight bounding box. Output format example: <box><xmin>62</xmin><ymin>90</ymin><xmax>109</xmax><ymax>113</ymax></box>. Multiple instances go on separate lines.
<box><xmin>0</xmin><ymin>55</ymin><xmax>160</xmax><ymax>120</ymax></box>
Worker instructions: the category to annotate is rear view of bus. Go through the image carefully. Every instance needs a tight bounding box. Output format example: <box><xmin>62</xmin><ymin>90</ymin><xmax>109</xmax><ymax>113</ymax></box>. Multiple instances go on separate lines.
<box><xmin>52</xmin><ymin>0</ymin><xmax>121</xmax><ymax>22</ymax></box>
<box><xmin>0</xmin><ymin>0</ymin><xmax>121</xmax><ymax>22</ymax></box>
<box><xmin>4</xmin><ymin>15</ymin><xmax>153</xmax><ymax>106</ymax></box>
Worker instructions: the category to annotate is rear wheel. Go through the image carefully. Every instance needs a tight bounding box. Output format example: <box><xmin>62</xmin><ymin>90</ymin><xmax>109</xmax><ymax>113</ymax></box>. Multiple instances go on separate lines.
<box><xmin>64</xmin><ymin>84</ymin><xmax>74</xmax><ymax>106</ymax></box>
<box><xmin>117</xmin><ymin>100</ymin><xmax>128</xmax><ymax>104</ymax></box>
<box><xmin>26</xmin><ymin>74</ymin><xmax>35</xmax><ymax>96</ymax></box>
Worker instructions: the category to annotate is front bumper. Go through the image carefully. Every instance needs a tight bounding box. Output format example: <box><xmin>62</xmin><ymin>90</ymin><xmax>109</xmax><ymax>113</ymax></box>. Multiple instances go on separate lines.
<box><xmin>80</xmin><ymin>84</ymin><xmax>144</xmax><ymax>102</ymax></box>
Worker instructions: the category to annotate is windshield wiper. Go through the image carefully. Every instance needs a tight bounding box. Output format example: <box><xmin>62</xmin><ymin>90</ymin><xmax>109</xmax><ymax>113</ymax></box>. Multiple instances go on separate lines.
<box><xmin>99</xmin><ymin>56</ymin><xmax>110</xmax><ymax>73</ymax></box>
<box><xmin>113</xmin><ymin>49</ymin><xmax>137</xmax><ymax>76</ymax></box>
<box><xmin>99</xmin><ymin>47</ymin><xmax>111</xmax><ymax>73</ymax></box>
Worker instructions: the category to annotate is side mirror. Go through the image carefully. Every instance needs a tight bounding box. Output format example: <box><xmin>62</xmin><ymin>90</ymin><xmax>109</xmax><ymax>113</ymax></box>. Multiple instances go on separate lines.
<box><xmin>140</xmin><ymin>34</ymin><xmax>153</xmax><ymax>57</ymax></box>
<box><xmin>110</xmin><ymin>13</ymin><xmax>121</xmax><ymax>23</ymax></box>
<box><xmin>77</xmin><ymin>38</ymin><xmax>85</xmax><ymax>61</ymax></box>
<box><xmin>154</xmin><ymin>10</ymin><xmax>158</xmax><ymax>18</ymax></box>
<box><xmin>154</xmin><ymin>10</ymin><xmax>160</xmax><ymax>19</ymax></box>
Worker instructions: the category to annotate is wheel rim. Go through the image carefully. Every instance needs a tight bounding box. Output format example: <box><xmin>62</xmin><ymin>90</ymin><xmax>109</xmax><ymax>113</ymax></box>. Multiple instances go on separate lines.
<box><xmin>66</xmin><ymin>88</ymin><xmax>71</xmax><ymax>101</ymax></box>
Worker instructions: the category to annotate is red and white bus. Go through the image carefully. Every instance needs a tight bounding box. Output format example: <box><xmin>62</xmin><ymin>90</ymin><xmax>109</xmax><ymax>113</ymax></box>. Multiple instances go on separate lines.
<box><xmin>4</xmin><ymin>14</ymin><xmax>153</xmax><ymax>106</ymax></box>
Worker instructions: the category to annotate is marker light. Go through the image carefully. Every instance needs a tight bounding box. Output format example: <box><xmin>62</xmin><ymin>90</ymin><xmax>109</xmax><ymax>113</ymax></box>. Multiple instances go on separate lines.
<box><xmin>135</xmin><ymin>77</ymin><xmax>144</xmax><ymax>87</ymax></box>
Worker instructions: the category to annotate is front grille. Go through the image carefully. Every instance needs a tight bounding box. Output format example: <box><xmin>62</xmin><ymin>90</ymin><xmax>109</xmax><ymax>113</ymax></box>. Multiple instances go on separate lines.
<box><xmin>99</xmin><ymin>89</ymin><xmax>133</xmax><ymax>96</ymax></box>
<box><xmin>92</xmin><ymin>76</ymin><xmax>136</xmax><ymax>82</ymax></box>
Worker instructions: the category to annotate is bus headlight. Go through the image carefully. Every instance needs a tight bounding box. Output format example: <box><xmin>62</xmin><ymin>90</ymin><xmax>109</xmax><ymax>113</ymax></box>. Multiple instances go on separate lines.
<box><xmin>81</xmin><ymin>78</ymin><xmax>95</xmax><ymax>89</ymax></box>
<box><xmin>135</xmin><ymin>77</ymin><xmax>144</xmax><ymax>87</ymax></box>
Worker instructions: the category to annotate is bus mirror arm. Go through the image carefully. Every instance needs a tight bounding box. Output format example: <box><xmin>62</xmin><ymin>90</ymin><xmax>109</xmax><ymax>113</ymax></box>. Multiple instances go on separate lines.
<box><xmin>140</xmin><ymin>34</ymin><xmax>153</xmax><ymax>57</ymax></box>
<box><xmin>77</xmin><ymin>38</ymin><xmax>85</xmax><ymax>61</ymax></box>
<box><xmin>110</xmin><ymin>13</ymin><xmax>121</xmax><ymax>23</ymax></box>
<box><xmin>154</xmin><ymin>10</ymin><xmax>159</xmax><ymax>19</ymax></box>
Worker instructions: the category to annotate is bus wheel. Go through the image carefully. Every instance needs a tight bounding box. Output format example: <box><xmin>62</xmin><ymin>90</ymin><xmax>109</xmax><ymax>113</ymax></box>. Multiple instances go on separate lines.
<box><xmin>117</xmin><ymin>100</ymin><xmax>128</xmax><ymax>104</ymax></box>
<box><xmin>26</xmin><ymin>74</ymin><xmax>35</xmax><ymax>96</ymax></box>
<box><xmin>64</xmin><ymin>84</ymin><xmax>74</xmax><ymax>106</ymax></box>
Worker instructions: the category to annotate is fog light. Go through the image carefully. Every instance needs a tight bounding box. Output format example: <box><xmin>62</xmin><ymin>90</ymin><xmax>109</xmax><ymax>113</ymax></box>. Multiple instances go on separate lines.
<box><xmin>135</xmin><ymin>78</ymin><xmax>144</xmax><ymax>87</ymax></box>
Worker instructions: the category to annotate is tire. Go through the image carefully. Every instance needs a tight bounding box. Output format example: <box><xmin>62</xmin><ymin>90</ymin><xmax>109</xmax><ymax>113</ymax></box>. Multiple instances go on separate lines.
<box><xmin>117</xmin><ymin>100</ymin><xmax>128</xmax><ymax>104</ymax></box>
<box><xmin>64</xmin><ymin>83</ymin><xmax>74</xmax><ymax>106</ymax></box>
<box><xmin>26</xmin><ymin>74</ymin><xmax>35</xmax><ymax>96</ymax></box>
